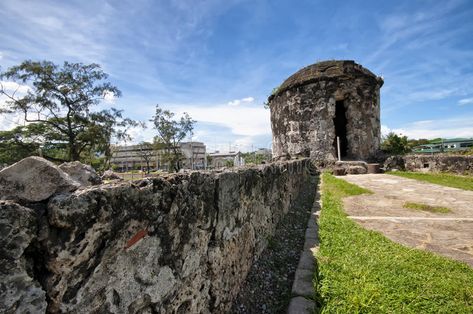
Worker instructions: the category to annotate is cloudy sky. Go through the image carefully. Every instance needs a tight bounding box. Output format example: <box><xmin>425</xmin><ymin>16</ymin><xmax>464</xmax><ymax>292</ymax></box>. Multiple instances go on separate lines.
<box><xmin>1</xmin><ymin>0</ymin><xmax>473</xmax><ymax>152</ymax></box>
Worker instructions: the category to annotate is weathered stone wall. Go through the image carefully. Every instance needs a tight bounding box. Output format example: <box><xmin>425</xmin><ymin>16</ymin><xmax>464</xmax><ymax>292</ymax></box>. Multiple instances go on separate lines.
<box><xmin>1</xmin><ymin>158</ymin><xmax>313</xmax><ymax>313</ymax></box>
<box><xmin>269</xmin><ymin>60</ymin><xmax>383</xmax><ymax>161</ymax></box>
<box><xmin>403</xmin><ymin>154</ymin><xmax>473</xmax><ymax>175</ymax></box>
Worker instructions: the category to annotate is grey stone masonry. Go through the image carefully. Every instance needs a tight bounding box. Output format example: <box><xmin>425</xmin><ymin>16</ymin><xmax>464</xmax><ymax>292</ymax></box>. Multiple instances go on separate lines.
<box><xmin>269</xmin><ymin>60</ymin><xmax>383</xmax><ymax>161</ymax></box>
<box><xmin>0</xmin><ymin>158</ymin><xmax>312</xmax><ymax>314</ymax></box>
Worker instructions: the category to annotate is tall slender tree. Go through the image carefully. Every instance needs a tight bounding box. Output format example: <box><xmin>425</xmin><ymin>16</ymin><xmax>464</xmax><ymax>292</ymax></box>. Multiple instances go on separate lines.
<box><xmin>151</xmin><ymin>104</ymin><xmax>195</xmax><ymax>172</ymax></box>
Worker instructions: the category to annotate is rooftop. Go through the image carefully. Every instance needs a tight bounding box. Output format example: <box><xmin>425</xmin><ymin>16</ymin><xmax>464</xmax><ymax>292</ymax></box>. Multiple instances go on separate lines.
<box><xmin>270</xmin><ymin>60</ymin><xmax>383</xmax><ymax>100</ymax></box>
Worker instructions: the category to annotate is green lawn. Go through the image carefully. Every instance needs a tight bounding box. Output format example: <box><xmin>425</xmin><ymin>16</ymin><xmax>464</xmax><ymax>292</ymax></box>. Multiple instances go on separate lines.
<box><xmin>388</xmin><ymin>171</ymin><xmax>473</xmax><ymax>191</ymax></box>
<box><xmin>314</xmin><ymin>173</ymin><xmax>473</xmax><ymax>313</ymax></box>
<box><xmin>403</xmin><ymin>202</ymin><xmax>451</xmax><ymax>214</ymax></box>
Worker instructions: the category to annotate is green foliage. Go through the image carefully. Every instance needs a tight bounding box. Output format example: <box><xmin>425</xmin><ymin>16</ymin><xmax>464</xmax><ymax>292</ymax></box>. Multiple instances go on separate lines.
<box><xmin>381</xmin><ymin>132</ymin><xmax>410</xmax><ymax>155</ymax></box>
<box><xmin>224</xmin><ymin>159</ymin><xmax>234</xmax><ymax>167</ymax></box>
<box><xmin>151</xmin><ymin>104</ymin><xmax>195</xmax><ymax>172</ymax></box>
<box><xmin>241</xmin><ymin>152</ymin><xmax>269</xmax><ymax>165</ymax></box>
<box><xmin>137</xmin><ymin>141</ymin><xmax>155</xmax><ymax>174</ymax></box>
<box><xmin>0</xmin><ymin>60</ymin><xmax>139</xmax><ymax>163</ymax></box>
<box><xmin>263</xmin><ymin>86</ymin><xmax>280</xmax><ymax>109</ymax></box>
<box><xmin>403</xmin><ymin>202</ymin><xmax>451</xmax><ymax>213</ymax></box>
<box><xmin>407</xmin><ymin>138</ymin><xmax>429</xmax><ymax>149</ymax></box>
<box><xmin>322</xmin><ymin>172</ymin><xmax>372</xmax><ymax>197</ymax></box>
<box><xmin>206</xmin><ymin>154</ymin><xmax>212</xmax><ymax>165</ymax></box>
<box><xmin>316</xmin><ymin>173</ymin><xmax>473</xmax><ymax>313</ymax></box>
<box><xmin>0</xmin><ymin>126</ymin><xmax>40</xmax><ymax>164</ymax></box>
<box><xmin>388</xmin><ymin>171</ymin><xmax>473</xmax><ymax>191</ymax></box>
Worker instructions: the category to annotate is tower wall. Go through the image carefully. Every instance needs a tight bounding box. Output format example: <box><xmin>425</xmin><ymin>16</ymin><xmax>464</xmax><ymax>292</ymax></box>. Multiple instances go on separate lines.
<box><xmin>269</xmin><ymin>60</ymin><xmax>383</xmax><ymax>161</ymax></box>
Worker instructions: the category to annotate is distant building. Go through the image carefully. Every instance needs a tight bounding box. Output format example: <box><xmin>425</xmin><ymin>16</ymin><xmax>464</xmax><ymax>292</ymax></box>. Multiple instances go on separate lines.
<box><xmin>180</xmin><ymin>142</ymin><xmax>207</xmax><ymax>169</ymax></box>
<box><xmin>208</xmin><ymin>151</ymin><xmax>245</xmax><ymax>168</ymax></box>
<box><xmin>111</xmin><ymin>142</ymin><xmax>206</xmax><ymax>171</ymax></box>
<box><xmin>255</xmin><ymin>148</ymin><xmax>272</xmax><ymax>158</ymax></box>
<box><xmin>412</xmin><ymin>138</ymin><xmax>473</xmax><ymax>154</ymax></box>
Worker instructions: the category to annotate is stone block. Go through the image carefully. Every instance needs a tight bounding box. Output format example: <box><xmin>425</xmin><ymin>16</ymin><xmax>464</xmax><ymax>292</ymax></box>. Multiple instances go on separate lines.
<box><xmin>346</xmin><ymin>165</ymin><xmax>367</xmax><ymax>174</ymax></box>
<box><xmin>303</xmin><ymin>236</ymin><xmax>319</xmax><ymax>251</ymax></box>
<box><xmin>59</xmin><ymin>161</ymin><xmax>102</xmax><ymax>186</ymax></box>
<box><xmin>305</xmin><ymin>226</ymin><xmax>318</xmax><ymax>239</ymax></box>
<box><xmin>333</xmin><ymin>167</ymin><xmax>346</xmax><ymax>176</ymax></box>
<box><xmin>287</xmin><ymin>297</ymin><xmax>315</xmax><ymax>314</ymax></box>
<box><xmin>0</xmin><ymin>156</ymin><xmax>80</xmax><ymax>202</ymax></box>
<box><xmin>297</xmin><ymin>250</ymin><xmax>316</xmax><ymax>271</ymax></box>
<box><xmin>291</xmin><ymin>268</ymin><xmax>314</xmax><ymax>297</ymax></box>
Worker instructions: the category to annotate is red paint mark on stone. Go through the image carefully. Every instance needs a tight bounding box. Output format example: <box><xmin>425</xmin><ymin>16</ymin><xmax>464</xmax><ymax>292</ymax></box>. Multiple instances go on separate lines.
<box><xmin>125</xmin><ymin>228</ymin><xmax>148</xmax><ymax>249</ymax></box>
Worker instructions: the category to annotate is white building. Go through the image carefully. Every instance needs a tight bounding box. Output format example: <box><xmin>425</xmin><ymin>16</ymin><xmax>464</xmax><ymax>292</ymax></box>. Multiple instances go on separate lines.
<box><xmin>110</xmin><ymin>142</ymin><xmax>206</xmax><ymax>171</ymax></box>
<box><xmin>208</xmin><ymin>151</ymin><xmax>245</xmax><ymax>168</ymax></box>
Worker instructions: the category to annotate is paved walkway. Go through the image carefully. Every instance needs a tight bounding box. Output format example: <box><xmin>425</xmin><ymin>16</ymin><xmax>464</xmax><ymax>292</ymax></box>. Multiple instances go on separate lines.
<box><xmin>340</xmin><ymin>174</ymin><xmax>473</xmax><ymax>267</ymax></box>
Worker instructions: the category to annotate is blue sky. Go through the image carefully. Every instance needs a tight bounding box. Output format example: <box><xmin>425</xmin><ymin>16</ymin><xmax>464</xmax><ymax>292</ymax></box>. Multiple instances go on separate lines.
<box><xmin>1</xmin><ymin>0</ymin><xmax>473</xmax><ymax>152</ymax></box>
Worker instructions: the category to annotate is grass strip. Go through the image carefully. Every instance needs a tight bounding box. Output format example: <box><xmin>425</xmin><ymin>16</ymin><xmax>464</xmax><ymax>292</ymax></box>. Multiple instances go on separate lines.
<box><xmin>387</xmin><ymin>171</ymin><xmax>473</xmax><ymax>191</ymax></box>
<box><xmin>315</xmin><ymin>173</ymin><xmax>473</xmax><ymax>313</ymax></box>
<box><xmin>403</xmin><ymin>202</ymin><xmax>451</xmax><ymax>213</ymax></box>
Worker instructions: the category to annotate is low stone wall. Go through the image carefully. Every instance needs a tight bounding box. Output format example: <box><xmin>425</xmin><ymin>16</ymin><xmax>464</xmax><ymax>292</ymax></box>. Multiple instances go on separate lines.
<box><xmin>383</xmin><ymin>154</ymin><xmax>473</xmax><ymax>175</ymax></box>
<box><xmin>1</xmin><ymin>159</ymin><xmax>313</xmax><ymax>313</ymax></box>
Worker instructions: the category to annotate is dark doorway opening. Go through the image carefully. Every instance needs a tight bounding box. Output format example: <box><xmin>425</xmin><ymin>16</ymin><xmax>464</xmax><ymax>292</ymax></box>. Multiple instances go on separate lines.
<box><xmin>333</xmin><ymin>100</ymin><xmax>348</xmax><ymax>158</ymax></box>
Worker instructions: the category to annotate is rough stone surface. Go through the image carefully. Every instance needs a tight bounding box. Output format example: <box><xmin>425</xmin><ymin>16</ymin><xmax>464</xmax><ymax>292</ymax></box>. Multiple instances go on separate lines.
<box><xmin>0</xmin><ymin>156</ymin><xmax>80</xmax><ymax>202</ymax></box>
<box><xmin>2</xmin><ymin>159</ymin><xmax>311</xmax><ymax>313</ymax></box>
<box><xmin>269</xmin><ymin>60</ymin><xmax>383</xmax><ymax>161</ymax></box>
<box><xmin>332</xmin><ymin>167</ymin><xmax>346</xmax><ymax>176</ymax></box>
<box><xmin>403</xmin><ymin>154</ymin><xmax>473</xmax><ymax>175</ymax></box>
<box><xmin>101</xmin><ymin>169</ymin><xmax>123</xmax><ymax>180</ymax></box>
<box><xmin>287</xmin><ymin>297</ymin><xmax>314</xmax><ymax>314</ymax></box>
<box><xmin>0</xmin><ymin>201</ymin><xmax>47</xmax><ymax>313</ymax></box>
<box><xmin>346</xmin><ymin>165</ymin><xmax>367</xmax><ymax>175</ymax></box>
<box><xmin>231</xmin><ymin>175</ymin><xmax>317</xmax><ymax>314</ymax></box>
<box><xmin>59</xmin><ymin>161</ymin><xmax>102</xmax><ymax>186</ymax></box>
<box><xmin>291</xmin><ymin>268</ymin><xmax>314</xmax><ymax>297</ymax></box>
<box><xmin>382</xmin><ymin>155</ymin><xmax>406</xmax><ymax>171</ymax></box>
<box><xmin>367</xmin><ymin>163</ymin><xmax>381</xmax><ymax>174</ymax></box>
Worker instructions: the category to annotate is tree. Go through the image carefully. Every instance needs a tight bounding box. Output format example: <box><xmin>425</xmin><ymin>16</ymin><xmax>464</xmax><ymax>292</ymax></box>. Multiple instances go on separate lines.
<box><xmin>242</xmin><ymin>151</ymin><xmax>269</xmax><ymax>165</ymax></box>
<box><xmin>81</xmin><ymin>108</ymin><xmax>142</xmax><ymax>169</ymax></box>
<box><xmin>0</xmin><ymin>125</ymin><xmax>41</xmax><ymax>164</ymax></box>
<box><xmin>0</xmin><ymin>122</ymin><xmax>72</xmax><ymax>164</ymax></box>
<box><xmin>0</xmin><ymin>60</ymin><xmax>137</xmax><ymax>162</ymax></box>
<box><xmin>151</xmin><ymin>105</ymin><xmax>195</xmax><ymax>172</ymax></box>
<box><xmin>224</xmin><ymin>159</ymin><xmax>234</xmax><ymax>167</ymax></box>
<box><xmin>137</xmin><ymin>141</ymin><xmax>155</xmax><ymax>174</ymax></box>
<box><xmin>381</xmin><ymin>132</ymin><xmax>410</xmax><ymax>155</ymax></box>
<box><xmin>407</xmin><ymin>138</ymin><xmax>430</xmax><ymax>150</ymax></box>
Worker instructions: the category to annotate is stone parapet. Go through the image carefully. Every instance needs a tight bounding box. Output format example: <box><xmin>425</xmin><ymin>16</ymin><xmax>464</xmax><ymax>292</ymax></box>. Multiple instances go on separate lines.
<box><xmin>0</xmin><ymin>158</ymin><xmax>312</xmax><ymax>313</ymax></box>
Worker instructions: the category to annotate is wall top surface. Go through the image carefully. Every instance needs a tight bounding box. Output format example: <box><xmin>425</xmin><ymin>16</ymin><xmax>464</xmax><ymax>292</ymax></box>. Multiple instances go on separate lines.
<box><xmin>269</xmin><ymin>60</ymin><xmax>383</xmax><ymax>101</ymax></box>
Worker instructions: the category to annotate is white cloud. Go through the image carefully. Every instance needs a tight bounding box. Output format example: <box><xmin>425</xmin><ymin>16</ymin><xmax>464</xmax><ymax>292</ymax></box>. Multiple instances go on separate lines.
<box><xmin>0</xmin><ymin>112</ymin><xmax>24</xmax><ymax>130</ymax></box>
<box><xmin>0</xmin><ymin>81</ymin><xmax>31</xmax><ymax>94</ymax></box>
<box><xmin>385</xmin><ymin>117</ymin><xmax>473</xmax><ymax>139</ymax></box>
<box><xmin>227</xmin><ymin>96</ymin><xmax>255</xmax><ymax>106</ymax></box>
<box><xmin>408</xmin><ymin>88</ymin><xmax>458</xmax><ymax>102</ymax></box>
<box><xmin>381</xmin><ymin>124</ymin><xmax>392</xmax><ymax>136</ymax></box>
<box><xmin>103</xmin><ymin>90</ymin><xmax>117</xmax><ymax>104</ymax></box>
<box><xmin>458</xmin><ymin>97</ymin><xmax>473</xmax><ymax>106</ymax></box>
<box><xmin>173</xmin><ymin>102</ymin><xmax>270</xmax><ymax>137</ymax></box>
<box><xmin>0</xmin><ymin>81</ymin><xmax>30</xmax><ymax>130</ymax></box>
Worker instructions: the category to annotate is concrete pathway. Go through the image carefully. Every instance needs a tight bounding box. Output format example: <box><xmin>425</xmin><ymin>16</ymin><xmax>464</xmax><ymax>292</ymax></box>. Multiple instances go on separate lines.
<box><xmin>340</xmin><ymin>174</ymin><xmax>473</xmax><ymax>267</ymax></box>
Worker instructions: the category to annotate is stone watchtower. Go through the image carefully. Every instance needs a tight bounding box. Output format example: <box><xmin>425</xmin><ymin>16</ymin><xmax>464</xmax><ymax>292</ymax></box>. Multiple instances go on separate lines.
<box><xmin>269</xmin><ymin>60</ymin><xmax>383</xmax><ymax>161</ymax></box>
